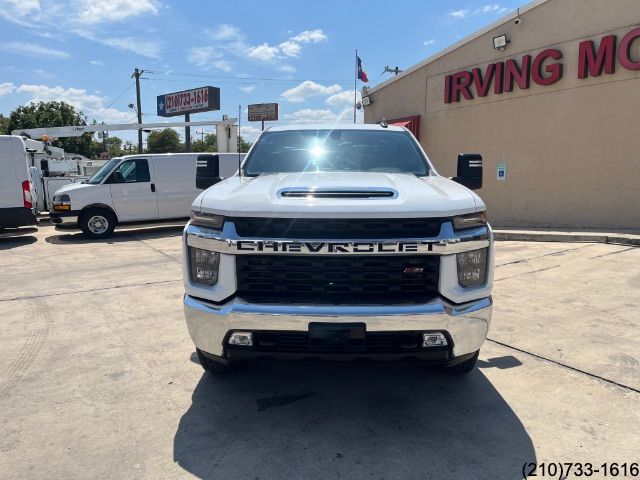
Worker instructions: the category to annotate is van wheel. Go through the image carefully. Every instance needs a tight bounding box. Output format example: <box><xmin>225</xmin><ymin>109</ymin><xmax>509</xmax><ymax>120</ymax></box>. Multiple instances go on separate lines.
<box><xmin>196</xmin><ymin>348</ymin><xmax>237</xmax><ymax>374</ymax></box>
<box><xmin>444</xmin><ymin>351</ymin><xmax>479</xmax><ymax>375</ymax></box>
<box><xmin>80</xmin><ymin>208</ymin><xmax>116</xmax><ymax>239</ymax></box>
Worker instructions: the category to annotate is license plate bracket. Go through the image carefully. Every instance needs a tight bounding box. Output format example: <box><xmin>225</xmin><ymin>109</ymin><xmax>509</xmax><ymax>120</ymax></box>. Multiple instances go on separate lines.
<box><xmin>308</xmin><ymin>322</ymin><xmax>366</xmax><ymax>352</ymax></box>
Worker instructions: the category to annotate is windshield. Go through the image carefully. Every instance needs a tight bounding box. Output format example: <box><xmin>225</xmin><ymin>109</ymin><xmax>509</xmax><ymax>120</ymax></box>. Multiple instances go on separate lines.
<box><xmin>87</xmin><ymin>158</ymin><xmax>121</xmax><ymax>184</ymax></box>
<box><xmin>243</xmin><ymin>129</ymin><xmax>430</xmax><ymax>176</ymax></box>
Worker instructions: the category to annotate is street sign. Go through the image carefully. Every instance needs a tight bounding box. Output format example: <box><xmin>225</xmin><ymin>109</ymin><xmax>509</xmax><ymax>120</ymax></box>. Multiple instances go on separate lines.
<box><xmin>157</xmin><ymin>86</ymin><xmax>220</xmax><ymax>117</ymax></box>
<box><xmin>248</xmin><ymin>103</ymin><xmax>279</xmax><ymax>122</ymax></box>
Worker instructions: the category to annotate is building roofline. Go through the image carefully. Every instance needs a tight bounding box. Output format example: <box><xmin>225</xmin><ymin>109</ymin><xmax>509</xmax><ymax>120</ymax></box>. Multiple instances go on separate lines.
<box><xmin>366</xmin><ymin>0</ymin><xmax>550</xmax><ymax>95</ymax></box>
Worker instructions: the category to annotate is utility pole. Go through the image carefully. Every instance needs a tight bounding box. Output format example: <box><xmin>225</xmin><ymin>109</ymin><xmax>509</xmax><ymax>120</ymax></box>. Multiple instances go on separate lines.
<box><xmin>185</xmin><ymin>113</ymin><xmax>191</xmax><ymax>152</ymax></box>
<box><xmin>101</xmin><ymin>122</ymin><xmax>107</xmax><ymax>155</ymax></box>
<box><xmin>131</xmin><ymin>68</ymin><xmax>144</xmax><ymax>153</ymax></box>
<box><xmin>196</xmin><ymin>129</ymin><xmax>205</xmax><ymax>142</ymax></box>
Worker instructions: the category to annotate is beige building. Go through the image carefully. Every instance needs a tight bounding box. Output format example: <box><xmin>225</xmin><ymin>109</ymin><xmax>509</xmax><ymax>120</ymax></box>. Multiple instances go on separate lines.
<box><xmin>363</xmin><ymin>0</ymin><xmax>640</xmax><ymax>229</ymax></box>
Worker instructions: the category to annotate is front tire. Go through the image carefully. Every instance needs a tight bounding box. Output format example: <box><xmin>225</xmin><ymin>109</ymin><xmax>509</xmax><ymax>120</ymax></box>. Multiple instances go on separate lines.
<box><xmin>196</xmin><ymin>348</ymin><xmax>236</xmax><ymax>374</ymax></box>
<box><xmin>80</xmin><ymin>208</ymin><xmax>116</xmax><ymax>239</ymax></box>
<box><xmin>445</xmin><ymin>351</ymin><xmax>479</xmax><ymax>375</ymax></box>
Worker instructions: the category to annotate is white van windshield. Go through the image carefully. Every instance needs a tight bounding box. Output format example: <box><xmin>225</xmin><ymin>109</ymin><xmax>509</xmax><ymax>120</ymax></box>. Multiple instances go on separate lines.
<box><xmin>87</xmin><ymin>158</ymin><xmax>120</xmax><ymax>184</ymax></box>
<box><xmin>243</xmin><ymin>129</ymin><xmax>430</xmax><ymax>176</ymax></box>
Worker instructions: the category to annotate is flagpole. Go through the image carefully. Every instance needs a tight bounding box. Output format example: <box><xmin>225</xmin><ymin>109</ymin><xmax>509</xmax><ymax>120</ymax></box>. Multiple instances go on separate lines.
<box><xmin>354</xmin><ymin>49</ymin><xmax>357</xmax><ymax>124</ymax></box>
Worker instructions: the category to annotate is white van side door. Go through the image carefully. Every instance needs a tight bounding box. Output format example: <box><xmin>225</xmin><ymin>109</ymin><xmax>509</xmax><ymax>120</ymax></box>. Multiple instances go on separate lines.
<box><xmin>154</xmin><ymin>155</ymin><xmax>199</xmax><ymax>219</ymax></box>
<box><xmin>107</xmin><ymin>158</ymin><xmax>159</xmax><ymax>221</ymax></box>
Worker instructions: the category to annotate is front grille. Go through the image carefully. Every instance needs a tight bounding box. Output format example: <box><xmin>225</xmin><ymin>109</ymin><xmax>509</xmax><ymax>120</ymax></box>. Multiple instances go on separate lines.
<box><xmin>230</xmin><ymin>217</ymin><xmax>444</xmax><ymax>239</ymax></box>
<box><xmin>236</xmin><ymin>255</ymin><xmax>439</xmax><ymax>304</ymax></box>
<box><xmin>229</xmin><ymin>331</ymin><xmax>446</xmax><ymax>354</ymax></box>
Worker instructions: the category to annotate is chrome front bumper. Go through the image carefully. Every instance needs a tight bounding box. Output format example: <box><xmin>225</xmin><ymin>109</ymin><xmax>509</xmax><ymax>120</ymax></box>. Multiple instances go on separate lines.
<box><xmin>184</xmin><ymin>295</ymin><xmax>492</xmax><ymax>359</ymax></box>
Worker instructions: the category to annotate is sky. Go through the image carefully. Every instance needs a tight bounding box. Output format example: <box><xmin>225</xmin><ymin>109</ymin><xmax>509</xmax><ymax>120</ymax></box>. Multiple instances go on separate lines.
<box><xmin>0</xmin><ymin>0</ymin><xmax>522</xmax><ymax>145</ymax></box>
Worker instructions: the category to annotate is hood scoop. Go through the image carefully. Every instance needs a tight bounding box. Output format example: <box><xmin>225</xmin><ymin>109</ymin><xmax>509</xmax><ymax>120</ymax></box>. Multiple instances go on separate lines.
<box><xmin>278</xmin><ymin>187</ymin><xmax>398</xmax><ymax>199</ymax></box>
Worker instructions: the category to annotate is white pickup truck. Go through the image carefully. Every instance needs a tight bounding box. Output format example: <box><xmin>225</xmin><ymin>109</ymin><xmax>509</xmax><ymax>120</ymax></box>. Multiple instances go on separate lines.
<box><xmin>183</xmin><ymin>124</ymin><xmax>493</xmax><ymax>374</ymax></box>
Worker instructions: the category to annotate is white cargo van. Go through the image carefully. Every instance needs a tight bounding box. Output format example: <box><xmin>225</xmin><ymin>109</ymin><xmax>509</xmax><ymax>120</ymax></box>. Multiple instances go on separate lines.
<box><xmin>0</xmin><ymin>136</ymin><xmax>38</xmax><ymax>232</ymax></box>
<box><xmin>50</xmin><ymin>152</ymin><xmax>244</xmax><ymax>238</ymax></box>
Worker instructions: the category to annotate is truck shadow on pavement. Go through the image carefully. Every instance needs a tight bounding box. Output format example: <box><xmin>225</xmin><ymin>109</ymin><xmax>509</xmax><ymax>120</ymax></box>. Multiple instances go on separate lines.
<box><xmin>44</xmin><ymin>225</ymin><xmax>183</xmax><ymax>245</ymax></box>
<box><xmin>0</xmin><ymin>235</ymin><xmax>38</xmax><ymax>250</ymax></box>
<box><xmin>174</xmin><ymin>361</ymin><xmax>535</xmax><ymax>479</ymax></box>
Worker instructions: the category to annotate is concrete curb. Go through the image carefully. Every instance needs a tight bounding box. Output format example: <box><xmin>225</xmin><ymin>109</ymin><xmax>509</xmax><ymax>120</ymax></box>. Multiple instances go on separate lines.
<box><xmin>494</xmin><ymin>230</ymin><xmax>640</xmax><ymax>246</ymax></box>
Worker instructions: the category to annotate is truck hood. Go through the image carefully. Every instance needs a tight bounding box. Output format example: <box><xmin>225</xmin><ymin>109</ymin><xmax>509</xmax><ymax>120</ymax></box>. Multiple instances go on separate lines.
<box><xmin>54</xmin><ymin>182</ymin><xmax>97</xmax><ymax>194</ymax></box>
<box><xmin>197</xmin><ymin>172</ymin><xmax>483</xmax><ymax>218</ymax></box>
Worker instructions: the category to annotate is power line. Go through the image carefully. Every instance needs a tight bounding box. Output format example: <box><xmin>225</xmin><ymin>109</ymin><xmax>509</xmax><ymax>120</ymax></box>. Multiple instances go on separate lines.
<box><xmin>95</xmin><ymin>82</ymin><xmax>135</xmax><ymax>119</ymax></box>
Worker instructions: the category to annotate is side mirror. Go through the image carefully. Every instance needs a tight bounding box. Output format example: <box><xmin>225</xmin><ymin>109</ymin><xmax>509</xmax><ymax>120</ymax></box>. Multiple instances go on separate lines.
<box><xmin>453</xmin><ymin>153</ymin><xmax>482</xmax><ymax>190</ymax></box>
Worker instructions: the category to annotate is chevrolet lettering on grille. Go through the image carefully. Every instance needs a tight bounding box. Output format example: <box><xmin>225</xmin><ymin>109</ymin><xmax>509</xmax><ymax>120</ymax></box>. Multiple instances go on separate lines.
<box><xmin>235</xmin><ymin>240</ymin><xmax>435</xmax><ymax>254</ymax></box>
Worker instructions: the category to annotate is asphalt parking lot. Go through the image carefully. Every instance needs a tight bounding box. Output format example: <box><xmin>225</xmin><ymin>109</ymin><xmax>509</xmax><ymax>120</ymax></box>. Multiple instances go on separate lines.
<box><xmin>1</xmin><ymin>225</ymin><xmax>638</xmax><ymax>479</ymax></box>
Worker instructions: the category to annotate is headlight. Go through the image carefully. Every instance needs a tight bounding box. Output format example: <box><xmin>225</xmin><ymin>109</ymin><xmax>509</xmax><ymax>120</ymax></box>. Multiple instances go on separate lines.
<box><xmin>456</xmin><ymin>248</ymin><xmax>488</xmax><ymax>288</ymax></box>
<box><xmin>452</xmin><ymin>211</ymin><xmax>487</xmax><ymax>230</ymax></box>
<box><xmin>189</xmin><ymin>247</ymin><xmax>220</xmax><ymax>286</ymax></box>
<box><xmin>190</xmin><ymin>210</ymin><xmax>224</xmax><ymax>229</ymax></box>
<box><xmin>52</xmin><ymin>194</ymin><xmax>71</xmax><ymax>211</ymax></box>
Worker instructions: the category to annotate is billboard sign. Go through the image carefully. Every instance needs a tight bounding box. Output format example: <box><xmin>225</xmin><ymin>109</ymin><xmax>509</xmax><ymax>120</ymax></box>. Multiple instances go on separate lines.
<box><xmin>157</xmin><ymin>86</ymin><xmax>220</xmax><ymax>117</ymax></box>
<box><xmin>248</xmin><ymin>103</ymin><xmax>279</xmax><ymax>121</ymax></box>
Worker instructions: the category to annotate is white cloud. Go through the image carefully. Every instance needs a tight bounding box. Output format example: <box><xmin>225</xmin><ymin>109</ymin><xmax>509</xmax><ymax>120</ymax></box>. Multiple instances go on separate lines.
<box><xmin>246</xmin><ymin>43</ymin><xmax>280</xmax><ymax>62</ymax></box>
<box><xmin>1</xmin><ymin>41</ymin><xmax>70</xmax><ymax>59</ymax></box>
<box><xmin>90</xmin><ymin>60</ymin><xmax>104</xmax><ymax>66</ymax></box>
<box><xmin>197</xmin><ymin>24</ymin><xmax>327</xmax><ymax>68</ymax></box>
<box><xmin>0</xmin><ymin>82</ymin><xmax>15</xmax><ymax>96</ymax></box>
<box><xmin>278</xmin><ymin>64</ymin><xmax>296</xmax><ymax>73</ymax></box>
<box><xmin>423</xmin><ymin>38</ymin><xmax>436</xmax><ymax>46</ymax></box>
<box><xmin>480</xmin><ymin>4</ymin><xmax>509</xmax><ymax>13</ymax></box>
<box><xmin>15</xmin><ymin>84</ymin><xmax>134</xmax><ymax>123</ymax></box>
<box><xmin>0</xmin><ymin>0</ymin><xmax>41</xmax><ymax>26</ymax></box>
<box><xmin>212</xmin><ymin>60</ymin><xmax>233</xmax><ymax>72</ymax></box>
<box><xmin>74</xmin><ymin>0</ymin><xmax>161</xmax><ymax>24</ymax></box>
<box><xmin>240</xmin><ymin>125</ymin><xmax>263</xmax><ymax>142</ymax></box>
<box><xmin>187</xmin><ymin>46</ymin><xmax>223</xmax><ymax>66</ymax></box>
<box><xmin>284</xmin><ymin>108</ymin><xmax>339</xmax><ymax>124</ymax></box>
<box><xmin>279</xmin><ymin>40</ymin><xmax>301</xmax><ymax>57</ymax></box>
<box><xmin>290</xmin><ymin>29</ymin><xmax>328</xmax><ymax>44</ymax></box>
<box><xmin>101</xmin><ymin>37</ymin><xmax>161</xmax><ymax>59</ymax></box>
<box><xmin>448</xmin><ymin>9</ymin><xmax>469</xmax><ymax>19</ymax></box>
<box><xmin>325</xmin><ymin>90</ymin><xmax>361</xmax><ymax>106</ymax></box>
<box><xmin>281</xmin><ymin>81</ymin><xmax>341</xmax><ymax>103</ymax></box>
<box><xmin>238</xmin><ymin>85</ymin><xmax>256</xmax><ymax>93</ymax></box>
<box><xmin>207</xmin><ymin>23</ymin><xmax>243</xmax><ymax>41</ymax></box>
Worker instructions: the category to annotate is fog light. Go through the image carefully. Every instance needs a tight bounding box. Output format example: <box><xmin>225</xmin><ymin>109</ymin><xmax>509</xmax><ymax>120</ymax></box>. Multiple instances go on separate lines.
<box><xmin>423</xmin><ymin>333</ymin><xmax>448</xmax><ymax>348</ymax></box>
<box><xmin>229</xmin><ymin>332</ymin><xmax>253</xmax><ymax>346</ymax></box>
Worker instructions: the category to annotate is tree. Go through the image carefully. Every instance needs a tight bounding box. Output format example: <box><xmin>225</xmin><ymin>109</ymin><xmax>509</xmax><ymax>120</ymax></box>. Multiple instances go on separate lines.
<box><xmin>0</xmin><ymin>114</ymin><xmax>9</xmax><ymax>135</ymax></box>
<box><xmin>105</xmin><ymin>136</ymin><xmax>123</xmax><ymax>157</ymax></box>
<box><xmin>239</xmin><ymin>136</ymin><xmax>252</xmax><ymax>153</ymax></box>
<box><xmin>146</xmin><ymin>128</ymin><xmax>182</xmax><ymax>153</ymax></box>
<box><xmin>122</xmin><ymin>141</ymin><xmax>134</xmax><ymax>154</ymax></box>
<box><xmin>7</xmin><ymin>101</ymin><xmax>94</xmax><ymax>157</ymax></box>
<box><xmin>191</xmin><ymin>132</ymin><xmax>217</xmax><ymax>152</ymax></box>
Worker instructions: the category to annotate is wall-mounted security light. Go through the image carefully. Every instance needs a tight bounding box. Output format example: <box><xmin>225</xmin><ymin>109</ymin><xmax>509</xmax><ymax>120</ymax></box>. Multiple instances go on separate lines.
<box><xmin>362</xmin><ymin>96</ymin><xmax>371</xmax><ymax>106</ymax></box>
<box><xmin>493</xmin><ymin>34</ymin><xmax>510</xmax><ymax>50</ymax></box>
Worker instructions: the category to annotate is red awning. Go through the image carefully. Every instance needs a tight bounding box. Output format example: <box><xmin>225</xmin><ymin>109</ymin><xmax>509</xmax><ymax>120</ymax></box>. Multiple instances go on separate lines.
<box><xmin>387</xmin><ymin>115</ymin><xmax>421</xmax><ymax>140</ymax></box>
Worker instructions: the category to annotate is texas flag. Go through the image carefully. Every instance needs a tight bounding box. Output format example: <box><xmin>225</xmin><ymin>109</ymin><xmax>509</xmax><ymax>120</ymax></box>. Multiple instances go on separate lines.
<box><xmin>357</xmin><ymin>55</ymin><xmax>369</xmax><ymax>83</ymax></box>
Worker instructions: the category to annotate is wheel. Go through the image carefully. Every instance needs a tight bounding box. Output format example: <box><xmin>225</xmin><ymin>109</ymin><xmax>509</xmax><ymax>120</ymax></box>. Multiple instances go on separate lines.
<box><xmin>196</xmin><ymin>348</ymin><xmax>236</xmax><ymax>374</ymax></box>
<box><xmin>80</xmin><ymin>208</ymin><xmax>116</xmax><ymax>239</ymax></box>
<box><xmin>445</xmin><ymin>350</ymin><xmax>479</xmax><ymax>375</ymax></box>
